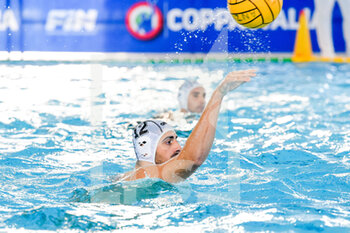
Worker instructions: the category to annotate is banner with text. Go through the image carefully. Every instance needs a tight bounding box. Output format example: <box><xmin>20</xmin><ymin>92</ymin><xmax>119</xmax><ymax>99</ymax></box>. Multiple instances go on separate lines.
<box><xmin>0</xmin><ymin>0</ymin><xmax>347</xmax><ymax>53</ymax></box>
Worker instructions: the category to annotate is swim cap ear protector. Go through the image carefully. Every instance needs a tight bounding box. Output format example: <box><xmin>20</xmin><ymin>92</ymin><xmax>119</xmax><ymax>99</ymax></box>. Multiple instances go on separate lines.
<box><xmin>132</xmin><ymin>120</ymin><xmax>175</xmax><ymax>164</ymax></box>
<box><xmin>178</xmin><ymin>80</ymin><xmax>203</xmax><ymax>112</ymax></box>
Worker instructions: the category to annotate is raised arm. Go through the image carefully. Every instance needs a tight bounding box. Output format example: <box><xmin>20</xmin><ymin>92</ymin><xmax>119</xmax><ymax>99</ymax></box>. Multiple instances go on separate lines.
<box><xmin>158</xmin><ymin>69</ymin><xmax>256</xmax><ymax>182</ymax></box>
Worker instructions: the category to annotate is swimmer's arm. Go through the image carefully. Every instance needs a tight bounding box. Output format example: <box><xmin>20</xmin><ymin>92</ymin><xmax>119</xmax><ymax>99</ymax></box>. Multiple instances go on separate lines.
<box><xmin>158</xmin><ymin>70</ymin><xmax>256</xmax><ymax>183</ymax></box>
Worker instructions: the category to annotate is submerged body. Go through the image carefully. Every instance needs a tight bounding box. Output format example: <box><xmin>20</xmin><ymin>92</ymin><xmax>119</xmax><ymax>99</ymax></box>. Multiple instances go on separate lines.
<box><xmin>121</xmin><ymin>70</ymin><xmax>257</xmax><ymax>183</ymax></box>
<box><xmin>1</xmin><ymin>62</ymin><xmax>349</xmax><ymax>232</ymax></box>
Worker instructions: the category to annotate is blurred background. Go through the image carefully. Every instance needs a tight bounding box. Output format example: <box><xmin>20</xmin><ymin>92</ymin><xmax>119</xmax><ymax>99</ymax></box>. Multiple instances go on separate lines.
<box><xmin>0</xmin><ymin>0</ymin><xmax>347</xmax><ymax>60</ymax></box>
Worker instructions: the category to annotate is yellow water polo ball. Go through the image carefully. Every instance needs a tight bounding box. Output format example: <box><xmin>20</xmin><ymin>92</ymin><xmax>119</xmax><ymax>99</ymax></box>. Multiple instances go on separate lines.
<box><xmin>228</xmin><ymin>0</ymin><xmax>283</xmax><ymax>29</ymax></box>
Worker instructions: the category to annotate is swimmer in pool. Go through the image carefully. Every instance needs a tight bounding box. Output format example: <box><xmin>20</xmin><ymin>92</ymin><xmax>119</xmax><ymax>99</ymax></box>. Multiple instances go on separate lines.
<box><xmin>178</xmin><ymin>80</ymin><xmax>206</xmax><ymax>114</ymax></box>
<box><xmin>154</xmin><ymin>79</ymin><xmax>206</xmax><ymax>122</ymax></box>
<box><xmin>121</xmin><ymin>69</ymin><xmax>256</xmax><ymax>183</ymax></box>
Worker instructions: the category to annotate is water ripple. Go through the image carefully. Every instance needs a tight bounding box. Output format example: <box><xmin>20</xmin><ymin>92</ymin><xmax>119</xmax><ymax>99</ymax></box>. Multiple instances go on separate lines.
<box><xmin>0</xmin><ymin>62</ymin><xmax>349</xmax><ymax>232</ymax></box>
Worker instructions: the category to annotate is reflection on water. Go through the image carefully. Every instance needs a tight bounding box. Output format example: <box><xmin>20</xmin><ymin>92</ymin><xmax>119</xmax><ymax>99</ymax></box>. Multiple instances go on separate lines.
<box><xmin>70</xmin><ymin>179</ymin><xmax>178</xmax><ymax>205</ymax></box>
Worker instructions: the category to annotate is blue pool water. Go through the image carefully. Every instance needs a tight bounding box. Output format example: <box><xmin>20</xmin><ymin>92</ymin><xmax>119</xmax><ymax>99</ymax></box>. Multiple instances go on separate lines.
<box><xmin>0</xmin><ymin>61</ymin><xmax>349</xmax><ymax>232</ymax></box>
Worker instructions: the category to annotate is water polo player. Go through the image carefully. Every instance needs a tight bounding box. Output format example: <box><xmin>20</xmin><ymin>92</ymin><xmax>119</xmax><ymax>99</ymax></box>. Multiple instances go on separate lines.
<box><xmin>178</xmin><ymin>80</ymin><xmax>206</xmax><ymax>114</ymax></box>
<box><xmin>122</xmin><ymin>69</ymin><xmax>256</xmax><ymax>183</ymax></box>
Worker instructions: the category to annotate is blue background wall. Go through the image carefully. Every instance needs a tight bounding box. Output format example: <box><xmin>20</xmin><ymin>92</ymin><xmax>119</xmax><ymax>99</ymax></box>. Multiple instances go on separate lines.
<box><xmin>0</xmin><ymin>0</ymin><xmax>346</xmax><ymax>53</ymax></box>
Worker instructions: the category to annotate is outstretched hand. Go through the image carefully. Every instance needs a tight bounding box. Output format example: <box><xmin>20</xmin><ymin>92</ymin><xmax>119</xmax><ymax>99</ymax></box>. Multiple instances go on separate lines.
<box><xmin>217</xmin><ymin>69</ymin><xmax>256</xmax><ymax>96</ymax></box>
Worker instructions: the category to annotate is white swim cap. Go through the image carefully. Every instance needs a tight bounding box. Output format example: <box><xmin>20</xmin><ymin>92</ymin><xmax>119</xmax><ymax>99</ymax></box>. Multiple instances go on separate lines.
<box><xmin>178</xmin><ymin>80</ymin><xmax>203</xmax><ymax>111</ymax></box>
<box><xmin>132</xmin><ymin>120</ymin><xmax>175</xmax><ymax>164</ymax></box>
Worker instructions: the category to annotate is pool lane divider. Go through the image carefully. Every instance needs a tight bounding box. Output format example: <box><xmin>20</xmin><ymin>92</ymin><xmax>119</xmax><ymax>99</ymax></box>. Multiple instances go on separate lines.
<box><xmin>0</xmin><ymin>52</ymin><xmax>295</xmax><ymax>64</ymax></box>
<box><xmin>1</xmin><ymin>55</ymin><xmax>350</xmax><ymax>64</ymax></box>
<box><xmin>151</xmin><ymin>57</ymin><xmax>293</xmax><ymax>64</ymax></box>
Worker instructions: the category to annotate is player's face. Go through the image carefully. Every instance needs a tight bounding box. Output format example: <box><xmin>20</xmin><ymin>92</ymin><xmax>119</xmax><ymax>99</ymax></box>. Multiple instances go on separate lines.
<box><xmin>155</xmin><ymin>131</ymin><xmax>181</xmax><ymax>164</ymax></box>
<box><xmin>187</xmin><ymin>87</ymin><xmax>206</xmax><ymax>113</ymax></box>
